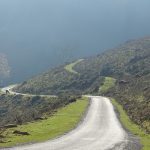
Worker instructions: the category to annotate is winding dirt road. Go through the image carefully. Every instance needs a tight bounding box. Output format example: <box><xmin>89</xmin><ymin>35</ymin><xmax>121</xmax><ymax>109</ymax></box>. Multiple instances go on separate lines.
<box><xmin>4</xmin><ymin>96</ymin><xmax>129</xmax><ymax>150</ymax></box>
<box><xmin>1</xmin><ymin>85</ymin><xmax>56</xmax><ymax>97</ymax></box>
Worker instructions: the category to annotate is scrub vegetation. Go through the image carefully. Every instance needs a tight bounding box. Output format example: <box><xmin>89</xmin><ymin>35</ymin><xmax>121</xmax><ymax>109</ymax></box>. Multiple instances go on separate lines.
<box><xmin>0</xmin><ymin>97</ymin><xmax>89</xmax><ymax>147</ymax></box>
<box><xmin>0</xmin><ymin>94</ymin><xmax>80</xmax><ymax>127</ymax></box>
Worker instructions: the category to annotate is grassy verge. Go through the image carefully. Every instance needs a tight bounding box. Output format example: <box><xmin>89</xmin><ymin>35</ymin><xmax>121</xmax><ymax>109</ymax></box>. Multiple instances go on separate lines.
<box><xmin>0</xmin><ymin>97</ymin><xmax>89</xmax><ymax>148</ymax></box>
<box><xmin>111</xmin><ymin>99</ymin><xmax>150</xmax><ymax>150</ymax></box>
<box><xmin>99</xmin><ymin>77</ymin><xmax>116</xmax><ymax>94</ymax></box>
<box><xmin>100</xmin><ymin>77</ymin><xmax>150</xmax><ymax>149</ymax></box>
<box><xmin>65</xmin><ymin>59</ymin><xmax>84</xmax><ymax>74</ymax></box>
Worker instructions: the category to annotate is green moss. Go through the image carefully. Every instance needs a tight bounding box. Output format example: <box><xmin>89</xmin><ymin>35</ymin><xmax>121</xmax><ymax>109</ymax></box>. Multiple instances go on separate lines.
<box><xmin>99</xmin><ymin>77</ymin><xmax>116</xmax><ymax>94</ymax></box>
<box><xmin>111</xmin><ymin>99</ymin><xmax>150</xmax><ymax>150</ymax></box>
<box><xmin>65</xmin><ymin>59</ymin><xmax>84</xmax><ymax>74</ymax></box>
<box><xmin>0</xmin><ymin>97</ymin><xmax>89</xmax><ymax>148</ymax></box>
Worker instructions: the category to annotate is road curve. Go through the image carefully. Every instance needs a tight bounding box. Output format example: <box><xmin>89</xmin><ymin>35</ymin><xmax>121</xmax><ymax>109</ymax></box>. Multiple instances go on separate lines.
<box><xmin>1</xmin><ymin>85</ymin><xmax>56</xmax><ymax>97</ymax></box>
<box><xmin>5</xmin><ymin>96</ymin><xmax>128</xmax><ymax>150</ymax></box>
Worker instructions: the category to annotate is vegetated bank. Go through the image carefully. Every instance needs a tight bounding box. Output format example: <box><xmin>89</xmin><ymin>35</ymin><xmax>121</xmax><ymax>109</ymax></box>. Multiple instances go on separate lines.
<box><xmin>112</xmin><ymin>99</ymin><xmax>150</xmax><ymax>150</ymax></box>
<box><xmin>0</xmin><ymin>90</ymin><xmax>89</xmax><ymax>145</ymax></box>
<box><xmin>0</xmin><ymin>94</ymin><xmax>66</xmax><ymax>126</ymax></box>
<box><xmin>99</xmin><ymin>77</ymin><xmax>150</xmax><ymax>150</ymax></box>
<box><xmin>0</xmin><ymin>96</ymin><xmax>88</xmax><ymax>147</ymax></box>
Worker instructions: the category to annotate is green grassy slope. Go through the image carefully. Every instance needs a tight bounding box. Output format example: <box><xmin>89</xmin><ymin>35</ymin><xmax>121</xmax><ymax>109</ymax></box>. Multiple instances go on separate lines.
<box><xmin>0</xmin><ymin>97</ymin><xmax>89</xmax><ymax>148</ymax></box>
<box><xmin>99</xmin><ymin>77</ymin><xmax>116</xmax><ymax>94</ymax></box>
<box><xmin>65</xmin><ymin>59</ymin><xmax>84</xmax><ymax>74</ymax></box>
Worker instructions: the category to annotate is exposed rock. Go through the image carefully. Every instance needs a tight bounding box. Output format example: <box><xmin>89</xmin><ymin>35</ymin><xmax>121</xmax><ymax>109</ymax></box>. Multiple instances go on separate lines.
<box><xmin>34</xmin><ymin>117</ymin><xmax>44</xmax><ymax>121</ymax></box>
<box><xmin>13</xmin><ymin>130</ymin><xmax>30</xmax><ymax>136</ymax></box>
<box><xmin>119</xmin><ymin>80</ymin><xmax>129</xmax><ymax>84</ymax></box>
<box><xmin>4</xmin><ymin>124</ymin><xmax>17</xmax><ymax>128</ymax></box>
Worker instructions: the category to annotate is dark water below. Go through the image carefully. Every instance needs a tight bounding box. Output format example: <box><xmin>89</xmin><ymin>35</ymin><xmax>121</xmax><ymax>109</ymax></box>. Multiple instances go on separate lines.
<box><xmin>0</xmin><ymin>0</ymin><xmax>150</xmax><ymax>83</ymax></box>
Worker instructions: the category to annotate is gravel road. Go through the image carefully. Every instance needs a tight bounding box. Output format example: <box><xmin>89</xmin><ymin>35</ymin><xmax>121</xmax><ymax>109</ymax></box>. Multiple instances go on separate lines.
<box><xmin>4</xmin><ymin>96</ymin><xmax>134</xmax><ymax>150</ymax></box>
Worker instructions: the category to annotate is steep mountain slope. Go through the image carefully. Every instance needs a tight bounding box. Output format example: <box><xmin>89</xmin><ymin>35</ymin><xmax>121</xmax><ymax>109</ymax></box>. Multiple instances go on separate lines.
<box><xmin>15</xmin><ymin>37</ymin><xmax>150</xmax><ymax>132</ymax></box>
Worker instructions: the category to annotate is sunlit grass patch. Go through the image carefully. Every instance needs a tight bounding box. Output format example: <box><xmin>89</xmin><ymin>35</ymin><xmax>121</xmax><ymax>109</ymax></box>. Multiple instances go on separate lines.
<box><xmin>99</xmin><ymin>77</ymin><xmax>116</xmax><ymax>94</ymax></box>
<box><xmin>65</xmin><ymin>59</ymin><xmax>84</xmax><ymax>74</ymax></box>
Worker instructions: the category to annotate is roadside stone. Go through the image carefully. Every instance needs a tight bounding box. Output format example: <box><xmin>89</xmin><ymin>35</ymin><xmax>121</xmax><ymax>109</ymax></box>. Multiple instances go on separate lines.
<box><xmin>13</xmin><ymin>130</ymin><xmax>30</xmax><ymax>136</ymax></box>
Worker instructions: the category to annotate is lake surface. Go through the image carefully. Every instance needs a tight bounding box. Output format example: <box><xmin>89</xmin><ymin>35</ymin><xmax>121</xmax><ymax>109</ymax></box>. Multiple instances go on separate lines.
<box><xmin>0</xmin><ymin>0</ymin><xmax>150</xmax><ymax>83</ymax></box>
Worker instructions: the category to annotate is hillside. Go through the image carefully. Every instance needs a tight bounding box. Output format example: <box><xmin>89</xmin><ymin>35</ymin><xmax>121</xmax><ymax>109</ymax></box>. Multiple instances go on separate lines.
<box><xmin>15</xmin><ymin>65</ymin><xmax>102</xmax><ymax>95</ymax></box>
<box><xmin>15</xmin><ymin>37</ymin><xmax>150</xmax><ymax>132</ymax></box>
<box><xmin>0</xmin><ymin>94</ymin><xmax>80</xmax><ymax>127</ymax></box>
<box><xmin>0</xmin><ymin>54</ymin><xmax>10</xmax><ymax>85</ymax></box>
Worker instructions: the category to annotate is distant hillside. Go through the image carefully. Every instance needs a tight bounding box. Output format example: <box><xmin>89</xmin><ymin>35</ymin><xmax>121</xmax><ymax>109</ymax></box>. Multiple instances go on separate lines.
<box><xmin>16</xmin><ymin>37</ymin><xmax>150</xmax><ymax>95</ymax></box>
<box><xmin>0</xmin><ymin>54</ymin><xmax>10</xmax><ymax>85</ymax></box>
<box><xmin>15</xmin><ymin>37</ymin><xmax>150</xmax><ymax>132</ymax></box>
